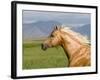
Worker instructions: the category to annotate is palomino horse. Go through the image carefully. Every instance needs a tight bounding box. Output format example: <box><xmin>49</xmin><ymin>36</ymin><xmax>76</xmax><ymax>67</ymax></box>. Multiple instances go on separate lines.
<box><xmin>41</xmin><ymin>26</ymin><xmax>90</xmax><ymax>67</ymax></box>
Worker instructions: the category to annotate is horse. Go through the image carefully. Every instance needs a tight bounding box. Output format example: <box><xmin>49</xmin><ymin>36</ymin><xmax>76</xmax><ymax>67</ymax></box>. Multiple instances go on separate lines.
<box><xmin>41</xmin><ymin>25</ymin><xmax>91</xmax><ymax>67</ymax></box>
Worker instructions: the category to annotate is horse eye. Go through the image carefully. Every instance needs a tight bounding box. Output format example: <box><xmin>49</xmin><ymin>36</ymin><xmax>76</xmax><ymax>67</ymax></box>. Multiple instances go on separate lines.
<box><xmin>51</xmin><ymin>35</ymin><xmax>54</xmax><ymax>37</ymax></box>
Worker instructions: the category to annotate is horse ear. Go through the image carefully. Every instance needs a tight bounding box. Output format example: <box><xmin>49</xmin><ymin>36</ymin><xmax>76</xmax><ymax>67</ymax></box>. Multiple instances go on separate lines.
<box><xmin>54</xmin><ymin>25</ymin><xmax>59</xmax><ymax>30</ymax></box>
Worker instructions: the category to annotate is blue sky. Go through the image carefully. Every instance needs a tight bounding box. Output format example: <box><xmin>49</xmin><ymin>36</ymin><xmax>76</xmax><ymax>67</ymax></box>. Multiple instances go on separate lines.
<box><xmin>23</xmin><ymin>10</ymin><xmax>90</xmax><ymax>27</ymax></box>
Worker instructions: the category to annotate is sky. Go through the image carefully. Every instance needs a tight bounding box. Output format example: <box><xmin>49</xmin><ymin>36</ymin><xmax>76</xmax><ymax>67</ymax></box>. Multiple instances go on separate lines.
<box><xmin>22</xmin><ymin>10</ymin><xmax>91</xmax><ymax>27</ymax></box>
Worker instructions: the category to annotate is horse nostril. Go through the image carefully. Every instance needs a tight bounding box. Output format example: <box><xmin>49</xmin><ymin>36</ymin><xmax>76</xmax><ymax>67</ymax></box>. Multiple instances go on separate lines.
<box><xmin>41</xmin><ymin>44</ymin><xmax>43</xmax><ymax>49</ymax></box>
<box><xmin>41</xmin><ymin>43</ymin><xmax>47</xmax><ymax>51</ymax></box>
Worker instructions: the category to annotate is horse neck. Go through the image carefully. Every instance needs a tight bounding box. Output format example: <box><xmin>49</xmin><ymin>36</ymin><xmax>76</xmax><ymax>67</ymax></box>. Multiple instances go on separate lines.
<box><xmin>60</xmin><ymin>31</ymin><xmax>82</xmax><ymax>60</ymax></box>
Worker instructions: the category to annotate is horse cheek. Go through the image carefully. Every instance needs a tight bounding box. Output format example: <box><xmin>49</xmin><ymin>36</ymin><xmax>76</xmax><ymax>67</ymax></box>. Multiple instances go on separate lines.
<box><xmin>53</xmin><ymin>38</ymin><xmax>59</xmax><ymax>46</ymax></box>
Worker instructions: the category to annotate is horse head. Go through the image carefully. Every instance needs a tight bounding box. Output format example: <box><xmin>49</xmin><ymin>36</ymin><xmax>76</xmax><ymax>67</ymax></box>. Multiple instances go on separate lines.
<box><xmin>41</xmin><ymin>25</ymin><xmax>62</xmax><ymax>50</ymax></box>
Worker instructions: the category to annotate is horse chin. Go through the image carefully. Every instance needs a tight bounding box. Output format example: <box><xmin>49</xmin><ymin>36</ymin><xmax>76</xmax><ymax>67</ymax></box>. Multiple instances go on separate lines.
<box><xmin>42</xmin><ymin>47</ymin><xmax>47</xmax><ymax>51</ymax></box>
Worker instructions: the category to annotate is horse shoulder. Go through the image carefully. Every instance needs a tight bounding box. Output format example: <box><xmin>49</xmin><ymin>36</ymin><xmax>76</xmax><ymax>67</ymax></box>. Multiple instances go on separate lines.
<box><xmin>69</xmin><ymin>44</ymin><xmax>90</xmax><ymax>67</ymax></box>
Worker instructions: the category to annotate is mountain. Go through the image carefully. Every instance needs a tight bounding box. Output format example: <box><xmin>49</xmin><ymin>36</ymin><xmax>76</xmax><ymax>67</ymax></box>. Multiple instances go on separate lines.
<box><xmin>23</xmin><ymin>20</ymin><xmax>90</xmax><ymax>40</ymax></box>
<box><xmin>72</xmin><ymin>24</ymin><xmax>91</xmax><ymax>40</ymax></box>
<box><xmin>23</xmin><ymin>20</ymin><xmax>61</xmax><ymax>40</ymax></box>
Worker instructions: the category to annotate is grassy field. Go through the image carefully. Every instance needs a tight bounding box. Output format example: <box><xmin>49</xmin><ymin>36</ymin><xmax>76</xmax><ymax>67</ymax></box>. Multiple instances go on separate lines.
<box><xmin>23</xmin><ymin>40</ymin><xmax>68</xmax><ymax>69</ymax></box>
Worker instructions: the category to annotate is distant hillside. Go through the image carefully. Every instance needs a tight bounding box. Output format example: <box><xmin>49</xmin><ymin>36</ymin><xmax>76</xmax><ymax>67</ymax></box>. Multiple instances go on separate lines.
<box><xmin>23</xmin><ymin>20</ymin><xmax>90</xmax><ymax>40</ymax></box>
<box><xmin>72</xmin><ymin>24</ymin><xmax>90</xmax><ymax>40</ymax></box>
<box><xmin>23</xmin><ymin>20</ymin><xmax>61</xmax><ymax>40</ymax></box>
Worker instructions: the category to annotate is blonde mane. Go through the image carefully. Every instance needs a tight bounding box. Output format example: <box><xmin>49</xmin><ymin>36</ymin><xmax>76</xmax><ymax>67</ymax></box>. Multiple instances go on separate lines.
<box><xmin>61</xmin><ymin>26</ymin><xmax>90</xmax><ymax>44</ymax></box>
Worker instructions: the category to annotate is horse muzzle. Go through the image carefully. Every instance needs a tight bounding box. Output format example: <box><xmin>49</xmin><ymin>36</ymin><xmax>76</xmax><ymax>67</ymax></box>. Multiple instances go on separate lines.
<box><xmin>41</xmin><ymin>44</ymin><xmax>48</xmax><ymax>51</ymax></box>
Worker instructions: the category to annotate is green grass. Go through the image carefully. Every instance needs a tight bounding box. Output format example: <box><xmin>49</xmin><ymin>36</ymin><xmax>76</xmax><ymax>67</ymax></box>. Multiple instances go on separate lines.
<box><xmin>23</xmin><ymin>40</ymin><xmax>68</xmax><ymax>69</ymax></box>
